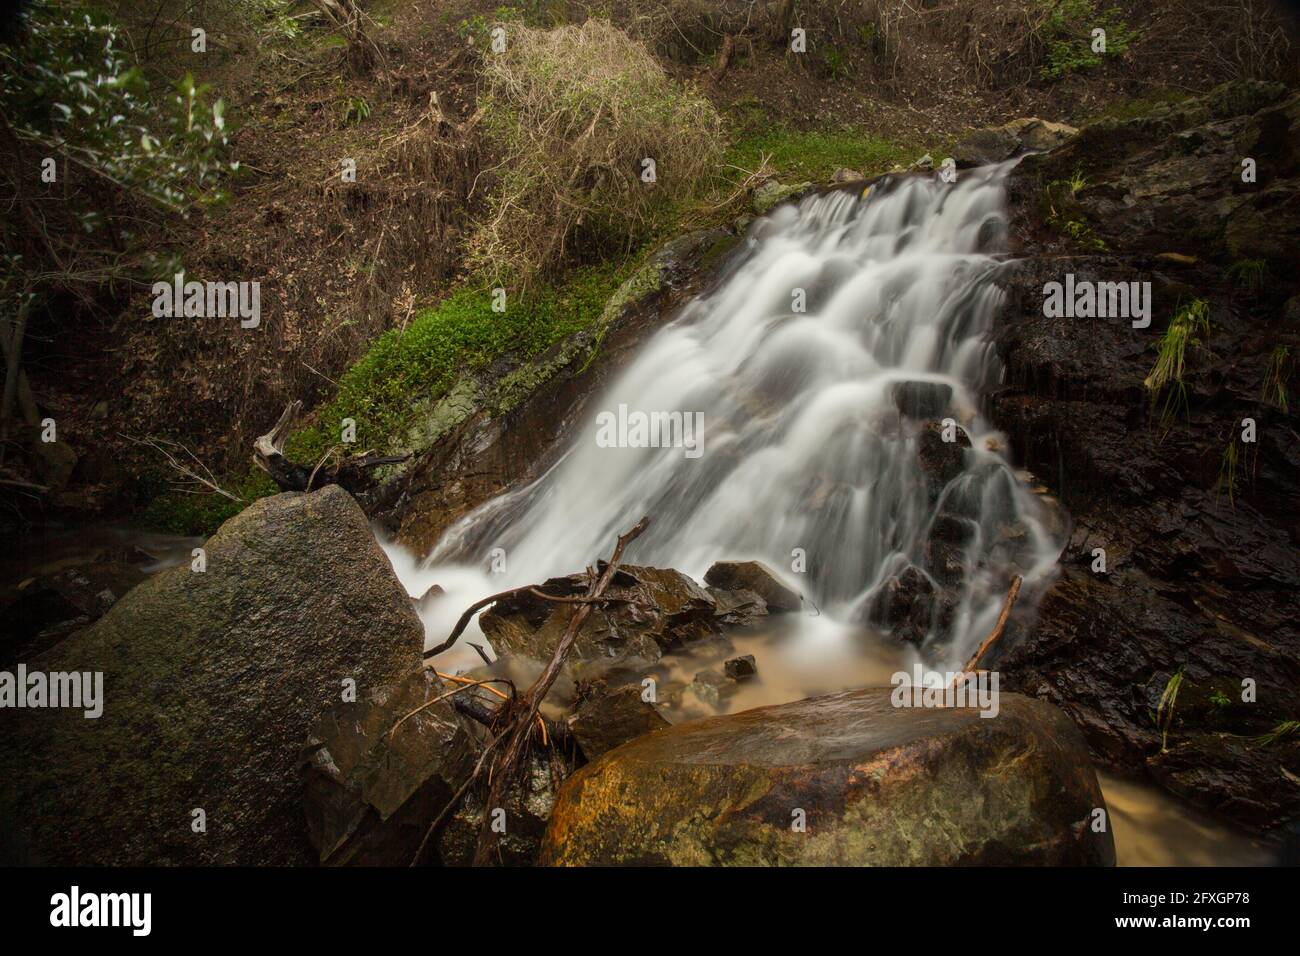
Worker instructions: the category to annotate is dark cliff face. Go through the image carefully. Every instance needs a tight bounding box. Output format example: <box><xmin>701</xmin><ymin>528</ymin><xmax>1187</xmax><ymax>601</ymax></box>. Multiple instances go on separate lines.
<box><xmin>990</xmin><ymin>81</ymin><xmax>1300</xmax><ymax>836</ymax></box>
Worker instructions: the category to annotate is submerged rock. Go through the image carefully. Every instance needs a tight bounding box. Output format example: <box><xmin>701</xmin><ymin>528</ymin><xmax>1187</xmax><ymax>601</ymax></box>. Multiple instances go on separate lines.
<box><xmin>865</xmin><ymin>565</ymin><xmax>955</xmax><ymax>648</ymax></box>
<box><xmin>724</xmin><ymin>654</ymin><xmax>757</xmax><ymax>681</ymax></box>
<box><xmin>0</xmin><ymin>485</ymin><xmax>424</xmax><ymax>865</ymax></box>
<box><xmin>540</xmin><ymin>687</ymin><xmax>1114</xmax><ymax>866</ymax></box>
<box><xmin>916</xmin><ymin>420</ymin><xmax>970</xmax><ymax>498</ymax></box>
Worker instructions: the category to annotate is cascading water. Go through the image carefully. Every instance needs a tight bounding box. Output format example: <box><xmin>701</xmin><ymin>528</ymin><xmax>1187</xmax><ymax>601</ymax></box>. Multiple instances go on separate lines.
<box><xmin>389</xmin><ymin>162</ymin><xmax>1065</xmax><ymax>677</ymax></box>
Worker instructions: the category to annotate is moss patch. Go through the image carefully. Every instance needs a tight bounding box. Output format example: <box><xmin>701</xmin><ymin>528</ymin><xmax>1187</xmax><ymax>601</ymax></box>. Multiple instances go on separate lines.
<box><xmin>287</xmin><ymin>260</ymin><xmax>632</xmax><ymax>463</ymax></box>
<box><xmin>724</xmin><ymin>125</ymin><xmax>923</xmax><ymax>183</ymax></box>
<box><xmin>140</xmin><ymin>468</ymin><xmax>279</xmax><ymax>537</ymax></box>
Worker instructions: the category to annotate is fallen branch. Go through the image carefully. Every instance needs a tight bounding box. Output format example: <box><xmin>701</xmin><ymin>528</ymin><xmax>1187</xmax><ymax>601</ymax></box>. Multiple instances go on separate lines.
<box><xmin>409</xmin><ymin>515</ymin><xmax>651</xmax><ymax>866</ymax></box>
<box><xmin>471</xmin><ymin>515</ymin><xmax>650</xmax><ymax>866</ymax></box>
<box><xmin>421</xmin><ymin>584</ymin><xmax>648</xmax><ymax>661</ymax></box>
<box><xmin>124</xmin><ymin>434</ymin><xmax>243</xmax><ymax>502</ymax></box>
<box><xmin>252</xmin><ymin>401</ymin><xmax>410</xmax><ymax>495</ymax></box>
<box><xmin>950</xmin><ymin>575</ymin><xmax>1023</xmax><ymax>689</ymax></box>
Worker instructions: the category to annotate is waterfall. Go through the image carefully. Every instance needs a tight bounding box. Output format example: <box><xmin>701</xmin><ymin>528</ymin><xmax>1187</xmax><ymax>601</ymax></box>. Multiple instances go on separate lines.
<box><xmin>390</xmin><ymin>163</ymin><xmax>1065</xmax><ymax>674</ymax></box>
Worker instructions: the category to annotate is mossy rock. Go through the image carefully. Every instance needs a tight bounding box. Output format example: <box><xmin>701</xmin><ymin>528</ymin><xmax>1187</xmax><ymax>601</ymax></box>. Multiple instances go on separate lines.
<box><xmin>0</xmin><ymin>485</ymin><xmax>424</xmax><ymax>865</ymax></box>
<box><xmin>540</xmin><ymin>687</ymin><xmax>1115</xmax><ymax>866</ymax></box>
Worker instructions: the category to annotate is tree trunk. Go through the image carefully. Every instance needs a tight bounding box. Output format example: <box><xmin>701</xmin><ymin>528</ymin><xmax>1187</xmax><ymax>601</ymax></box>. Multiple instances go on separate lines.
<box><xmin>0</xmin><ymin>295</ymin><xmax>31</xmax><ymax>468</ymax></box>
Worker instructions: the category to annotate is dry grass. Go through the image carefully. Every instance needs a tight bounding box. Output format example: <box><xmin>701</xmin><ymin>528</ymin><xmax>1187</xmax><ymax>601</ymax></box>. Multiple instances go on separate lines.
<box><xmin>467</xmin><ymin>19</ymin><xmax>722</xmax><ymax>287</ymax></box>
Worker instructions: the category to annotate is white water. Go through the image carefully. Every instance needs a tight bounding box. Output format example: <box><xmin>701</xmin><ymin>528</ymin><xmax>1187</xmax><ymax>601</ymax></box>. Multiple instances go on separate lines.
<box><xmin>389</xmin><ymin>164</ymin><xmax>1065</xmax><ymax>675</ymax></box>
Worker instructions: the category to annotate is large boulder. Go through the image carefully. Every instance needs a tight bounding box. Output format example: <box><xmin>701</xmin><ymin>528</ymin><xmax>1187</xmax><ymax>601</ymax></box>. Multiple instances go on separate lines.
<box><xmin>0</xmin><ymin>485</ymin><xmax>424</xmax><ymax>865</ymax></box>
<box><xmin>540</xmin><ymin>688</ymin><xmax>1114</xmax><ymax>866</ymax></box>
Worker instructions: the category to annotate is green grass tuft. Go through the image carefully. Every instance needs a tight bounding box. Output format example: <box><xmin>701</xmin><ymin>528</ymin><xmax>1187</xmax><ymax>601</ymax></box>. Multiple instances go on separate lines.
<box><xmin>1261</xmin><ymin>345</ymin><xmax>1290</xmax><ymax>413</ymax></box>
<box><xmin>724</xmin><ymin>125</ymin><xmax>923</xmax><ymax>184</ymax></box>
<box><xmin>1144</xmin><ymin>298</ymin><xmax>1211</xmax><ymax>426</ymax></box>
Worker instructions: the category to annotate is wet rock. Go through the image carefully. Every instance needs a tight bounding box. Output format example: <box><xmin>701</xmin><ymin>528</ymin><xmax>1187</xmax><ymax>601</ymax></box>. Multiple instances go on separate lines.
<box><xmin>753</xmin><ymin>180</ymin><xmax>814</xmax><ymax>216</ymax></box>
<box><xmin>303</xmin><ymin>668</ymin><xmax>478</xmax><ymax>866</ymax></box>
<box><xmin>540</xmin><ymin>688</ymin><xmax>1114</xmax><ymax>866</ymax></box>
<box><xmin>570</xmin><ymin>681</ymin><xmax>670</xmax><ymax>760</ymax></box>
<box><xmin>724</xmin><ymin>655</ymin><xmax>757</xmax><ymax>681</ymax></box>
<box><xmin>0</xmin><ymin>560</ymin><xmax>145</xmax><ymax>666</ymax></box>
<box><xmin>437</xmin><ymin>748</ymin><xmax>572</xmax><ymax>867</ymax></box>
<box><xmin>953</xmin><ymin>118</ymin><xmax>1077</xmax><ymax>167</ymax></box>
<box><xmin>704</xmin><ymin>560</ymin><xmax>802</xmax><ymax>613</ymax></box>
<box><xmin>0</xmin><ymin>485</ymin><xmax>425</xmax><ymax>865</ymax></box>
<box><xmin>865</xmin><ymin>566</ymin><xmax>954</xmax><ymax>647</ymax></box>
<box><xmin>1146</xmin><ymin>732</ymin><xmax>1300</xmax><ymax>833</ymax></box>
<box><xmin>707</xmin><ymin>586</ymin><xmax>768</xmax><ymax>626</ymax></box>
<box><xmin>1225</xmin><ymin>184</ymin><xmax>1300</xmax><ymax>269</ymax></box>
<box><xmin>415</xmin><ymin>583</ymin><xmax>445</xmax><ymax>614</ymax></box>
<box><xmin>995</xmin><ymin>82</ymin><xmax>1300</xmax><ymax>836</ymax></box>
<box><xmin>480</xmin><ymin>564</ymin><xmax>722</xmax><ymax>673</ymax></box>
<box><xmin>916</xmin><ymin>420</ymin><xmax>970</xmax><ymax>498</ymax></box>
<box><xmin>893</xmin><ymin>380</ymin><xmax>952</xmax><ymax>419</ymax></box>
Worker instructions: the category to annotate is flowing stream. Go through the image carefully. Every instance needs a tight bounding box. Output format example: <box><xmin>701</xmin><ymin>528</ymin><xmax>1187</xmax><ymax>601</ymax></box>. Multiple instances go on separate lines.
<box><xmin>400</xmin><ymin>163</ymin><xmax>1062</xmax><ymax>674</ymax></box>
<box><xmin>383</xmin><ymin>165</ymin><xmax>1271</xmax><ymax>866</ymax></box>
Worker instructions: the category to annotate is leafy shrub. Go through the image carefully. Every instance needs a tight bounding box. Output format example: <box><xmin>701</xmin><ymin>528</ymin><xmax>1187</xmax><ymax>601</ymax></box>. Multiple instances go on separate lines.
<box><xmin>0</xmin><ymin>0</ymin><xmax>235</xmax><ymax>315</ymax></box>
<box><xmin>1039</xmin><ymin>0</ymin><xmax>1133</xmax><ymax>80</ymax></box>
<box><xmin>467</xmin><ymin>19</ymin><xmax>721</xmax><ymax>287</ymax></box>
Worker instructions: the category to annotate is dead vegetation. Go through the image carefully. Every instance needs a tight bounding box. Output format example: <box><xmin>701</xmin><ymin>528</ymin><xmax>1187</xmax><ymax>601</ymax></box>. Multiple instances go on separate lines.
<box><xmin>467</xmin><ymin>19</ymin><xmax>722</xmax><ymax>286</ymax></box>
<box><xmin>411</xmin><ymin>514</ymin><xmax>652</xmax><ymax>867</ymax></box>
<box><xmin>109</xmin><ymin>7</ymin><xmax>486</xmax><ymax>478</ymax></box>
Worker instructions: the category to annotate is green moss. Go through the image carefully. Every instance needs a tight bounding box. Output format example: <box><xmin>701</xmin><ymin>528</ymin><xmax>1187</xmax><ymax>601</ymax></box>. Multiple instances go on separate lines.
<box><xmin>724</xmin><ymin>125</ymin><xmax>919</xmax><ymax>184</ymax></box>
<box><xmin>1086</xmin><ymin>88</ymin><xmax>1189</xmax><ymax>124</ymax></box>
<box><xmin>289</xmin><ymin>261</ymin><xmax>632</xmax><ymax>462</ymax></box>
<box><xmin>141</xmin><ymin>468</ymin><xmax>278</xmax><ymax>537</ymax></box>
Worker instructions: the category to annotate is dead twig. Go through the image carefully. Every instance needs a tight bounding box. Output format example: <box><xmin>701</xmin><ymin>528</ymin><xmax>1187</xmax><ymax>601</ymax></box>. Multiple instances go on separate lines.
<box><xmin>949</xmin><ymin>575</ymin><xmax>1023</xmax><ymax>689</ymax></box>
<box><xmin>471</xmin><ymin>515</ymin><xmax>650</xmax><ymax>866</ymax></box>
<box><xmin>409</xmin><ymin>516</ymin><xmax>651</xmax><ymax>866</ymax></box>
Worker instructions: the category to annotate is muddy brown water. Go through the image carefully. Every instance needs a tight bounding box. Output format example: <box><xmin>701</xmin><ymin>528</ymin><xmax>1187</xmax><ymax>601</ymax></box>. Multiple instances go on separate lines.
<box><xmin>556</xmin><ymin>615</ymin><xmax>1277</xmax><ymax>868</ymax></box>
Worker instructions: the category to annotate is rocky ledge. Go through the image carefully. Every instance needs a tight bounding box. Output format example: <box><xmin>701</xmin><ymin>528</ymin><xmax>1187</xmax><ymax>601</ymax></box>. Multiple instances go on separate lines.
<box><xmin>988</xmin><ymin>81</ymin><xmax>1300</xmax><ymax>837</ymax></box>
